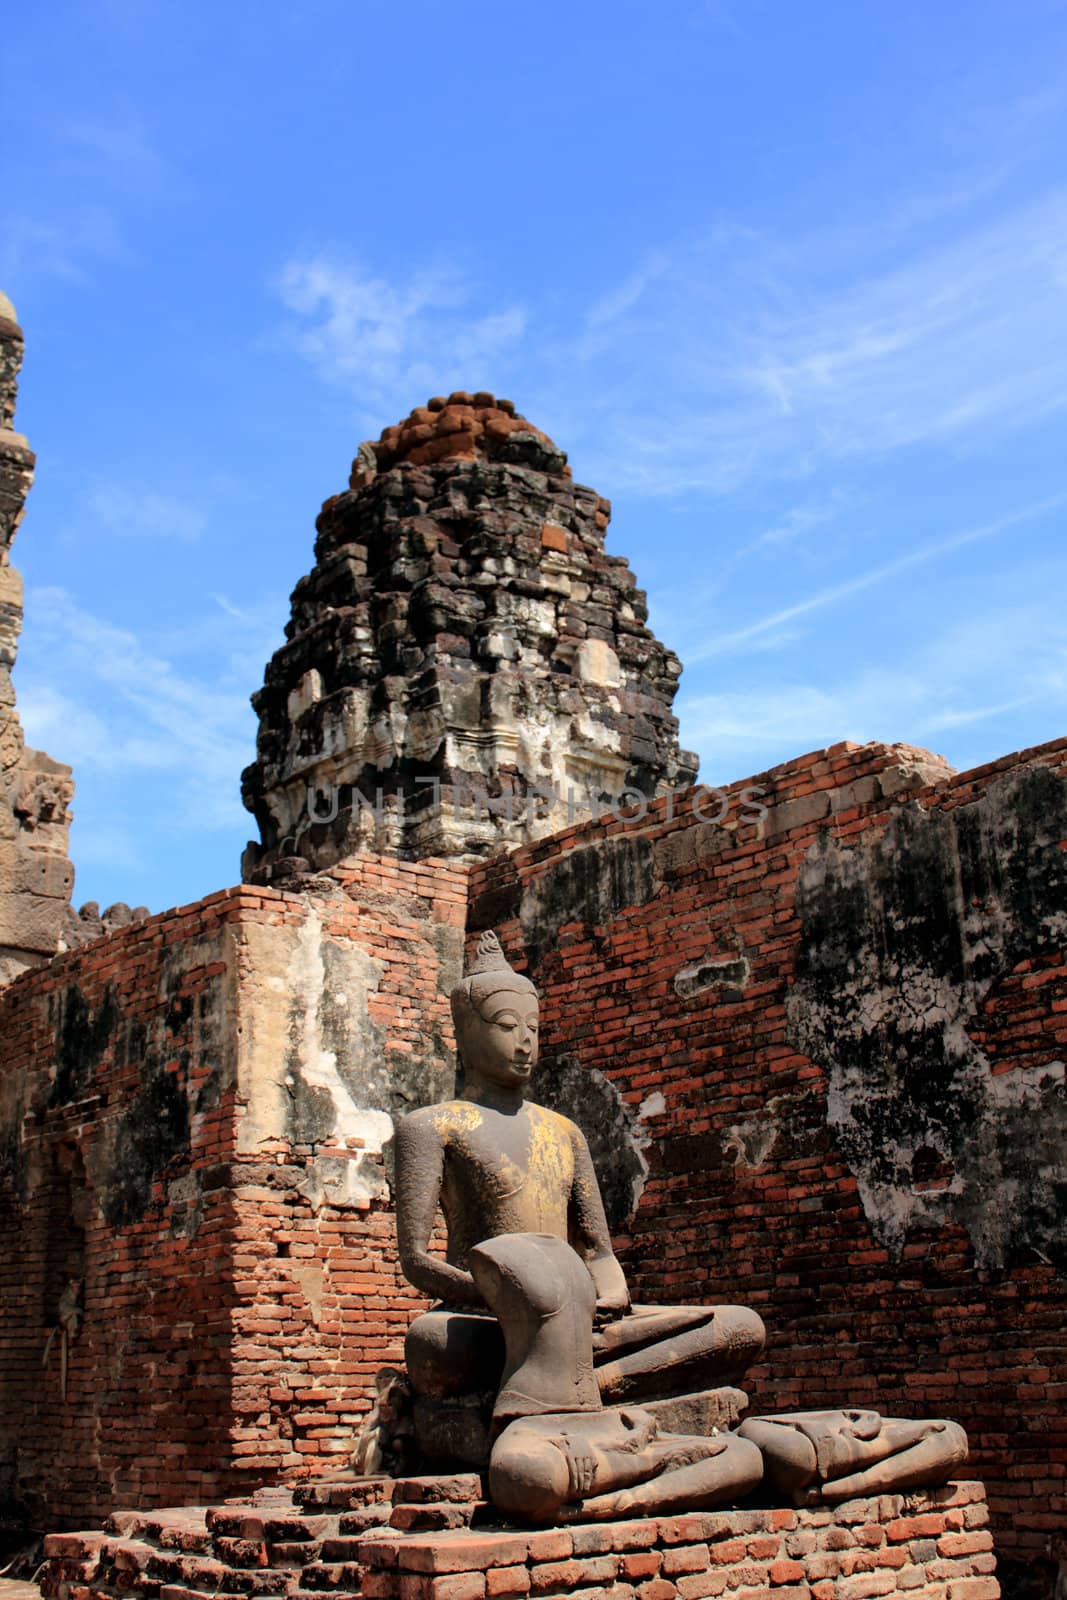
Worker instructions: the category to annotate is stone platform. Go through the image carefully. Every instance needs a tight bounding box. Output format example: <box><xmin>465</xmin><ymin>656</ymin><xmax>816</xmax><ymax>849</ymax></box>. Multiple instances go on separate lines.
<box><xmin>38</xmin><ymin>1478</ymin><xmax>998</xmax><ymax>1600</ymax></box>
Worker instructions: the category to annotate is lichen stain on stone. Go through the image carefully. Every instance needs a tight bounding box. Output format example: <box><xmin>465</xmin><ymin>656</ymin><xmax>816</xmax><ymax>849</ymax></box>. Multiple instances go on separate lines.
<box><xmin>519</xmin><ymin>835</ymin><xmax>656</xmax><ymax>970</ymax></box>
<box><xmin>788</xmin><ymin>764</ymin><xmax>1067</xmax><ymax>1270</ymax></box>
<box><xmin>50</xmin><ymin>984</ymin><xmax>119</xmax><ymax>1106</ymax></box>
<box><xmin>534</xmin><ymin>1053</ymin><xmax>648</xmax><ymax>1230</ymax></box>
<box><xmin>101</xmin><ymin>1052</ymin><xmax>191</xmax><ymax>1227</ymax></box>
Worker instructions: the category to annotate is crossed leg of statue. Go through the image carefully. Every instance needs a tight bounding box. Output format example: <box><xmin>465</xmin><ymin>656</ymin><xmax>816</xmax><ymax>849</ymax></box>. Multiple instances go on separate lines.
<box><xmin>405</xmin><ymin>1301</ymin><xmax>766</xmax><ymax>1405</ymax></box>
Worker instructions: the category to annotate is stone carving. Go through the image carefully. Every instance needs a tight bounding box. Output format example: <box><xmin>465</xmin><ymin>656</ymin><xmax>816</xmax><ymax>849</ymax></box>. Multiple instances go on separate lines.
<box><xmin>738</xmin><ymin>1410</ymin><xmax>969</xmax><ymax>1504</ymax></box>
<box><xmin>0</xmin><ymin>293</ymin><xmax>76</xmax><ymax>987</ymax></box>
<box><xmin>471</xmin><ymin>1232</ymin><xmax>763</xmax><ymax>1522</ymax></box>
<box><xmin>242</xmin><ymin>392</ymin><xmax>697</xmax><ymax>874</ymax></box>
<box><xmin>394</xmin><ymin>931</ymin><xmax>765</xmax><ymax>1472</ymax></box>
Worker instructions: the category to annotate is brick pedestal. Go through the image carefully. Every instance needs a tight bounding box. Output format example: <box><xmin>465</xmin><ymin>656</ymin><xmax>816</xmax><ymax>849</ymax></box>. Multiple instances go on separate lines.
<box><xmin>40</xmin><ymin>1481</ymin><xmax>997</xmax><ymax>1600</ymax></box>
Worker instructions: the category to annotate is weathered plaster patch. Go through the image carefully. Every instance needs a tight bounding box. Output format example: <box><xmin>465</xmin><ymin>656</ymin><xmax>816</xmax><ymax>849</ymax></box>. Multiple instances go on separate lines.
<box><xmin>788</xmin><ymin>764</ymin><xmax>1067</xmax><ymax>1270</ymax></box>
<box><xmin>284</xmin><ymin>1261</ymin><xmax>325</xmax><ymax>1324</ymax></box>
<box><xmin>235</xmin><ymin>909</ymin><xmax>393</xmax><ymax>1206</ymax></box>
<box><xmin>722</xmin><ymin>1094</ymin><xmax>803</xmax><ymax>1170</ymax></box>
<box><xmin>674</xmin><ymin>954</ymin><xmax>750</xmax><ymax>1002</ymax></box>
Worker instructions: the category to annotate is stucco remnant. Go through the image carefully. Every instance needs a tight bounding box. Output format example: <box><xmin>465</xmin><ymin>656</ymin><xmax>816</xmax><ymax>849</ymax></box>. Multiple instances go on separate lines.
<box><xmin>675</xmin><ymin>954</ymin><xmax>750</xmax><ymax>1002</ymax></box>
<box><xmin>235</xmin><ymin>910</ymin><xmax>396</xmax><ymax>1208</ymax></box>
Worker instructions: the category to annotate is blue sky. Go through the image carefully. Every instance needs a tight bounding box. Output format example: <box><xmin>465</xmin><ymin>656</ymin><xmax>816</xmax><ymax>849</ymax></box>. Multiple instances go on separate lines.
<box><xmin>4</xmin><ymin>0</ymin><xmax>1067</xmax><ymax>914</ymax></box>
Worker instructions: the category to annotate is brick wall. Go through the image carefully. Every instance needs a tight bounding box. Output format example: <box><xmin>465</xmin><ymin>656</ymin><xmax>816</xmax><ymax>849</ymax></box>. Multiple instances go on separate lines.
<box><xmin>0</xmin><ymin>858</ymin><xmax>466</xmax><ymax>1527</ymax></box>
<box><xmin>467</xmin><ymin>737</ymin><xmax>1067</xmax><ymax>1599</ymax></box>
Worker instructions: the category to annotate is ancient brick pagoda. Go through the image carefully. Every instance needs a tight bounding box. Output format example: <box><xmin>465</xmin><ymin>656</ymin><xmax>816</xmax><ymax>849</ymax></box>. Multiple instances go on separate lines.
<box><xmin>241</xmin><ymin>392</ymin><xmax>697</xmax><ymax>876</ymax></box>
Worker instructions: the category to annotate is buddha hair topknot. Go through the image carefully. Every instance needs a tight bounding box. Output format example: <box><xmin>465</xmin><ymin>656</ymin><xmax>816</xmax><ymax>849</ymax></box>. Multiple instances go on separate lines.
<box><xmin>451</xmin><ymin>931</ymin><xmax>536</xmax><ymax>1031</ymax></box>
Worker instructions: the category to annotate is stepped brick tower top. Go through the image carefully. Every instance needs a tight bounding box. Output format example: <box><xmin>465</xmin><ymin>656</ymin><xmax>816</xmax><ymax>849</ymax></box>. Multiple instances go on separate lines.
<box><xmin>241</xmin><ymin>392</ymin><xmax>698</xmax><ymax>874</ymax></box>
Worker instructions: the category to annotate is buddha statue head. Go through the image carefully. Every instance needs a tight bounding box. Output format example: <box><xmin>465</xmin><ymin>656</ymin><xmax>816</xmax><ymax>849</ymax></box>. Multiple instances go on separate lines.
<box><xmin>451</xmin><ymin>932</ymin><xmax>539</xmax><ymax>1094</ymax></box>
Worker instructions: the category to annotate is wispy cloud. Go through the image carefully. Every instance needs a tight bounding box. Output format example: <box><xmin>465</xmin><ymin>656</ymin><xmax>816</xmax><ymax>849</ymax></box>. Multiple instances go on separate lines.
<box><xmin>681</xmin><ymin>597</ymin><xmax>1067</xmax><ymax>783</ymax></box>
<box><xmin>275</xmin><ymin>178</ymin><xmax>1067</xmax><ymax>496</ymax></box>
<box><xmin>685</xmin><ymin>493</ymin><xmax>1067</xmax><ymax>662</ymax></box>
<box><xmin>0</xmin><ymin>110</ymin><xmax>173</xmax><ymax>290</ymax></box>
<box><xmin>81</xmin><ymin>483</ymin><xmax>207</xmax><ymax>543</ymax></box>
<box><xmin>573</xmin><ymin>188</ymin><xmax>1067</xmax><ymax>495</ymax></box>
<box><xmin>18</xmin><ymin>586</ymin><xmax>269</xmax><ymax>836</ymax></box>
<box><xmin>276</xmin><ymin>258</ymin><xmax>527</xmax><ymax>421</ymax></box>
<box><xmin>0</xmin><ymin>208</ymin><xmax>131</xmax><ymax>286</ymax></box>
<box><xmin>585</xmin><ymin>252</ymin><xmax>669</xmax><ymax>330</ymax></box>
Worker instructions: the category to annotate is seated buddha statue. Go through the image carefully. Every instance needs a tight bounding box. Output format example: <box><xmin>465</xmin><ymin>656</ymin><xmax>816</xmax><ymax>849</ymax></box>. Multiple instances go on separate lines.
<box><xmin>393</xmin><ymin>931</ymin><xmax>766</xmax><ymax>1463</ymax></box>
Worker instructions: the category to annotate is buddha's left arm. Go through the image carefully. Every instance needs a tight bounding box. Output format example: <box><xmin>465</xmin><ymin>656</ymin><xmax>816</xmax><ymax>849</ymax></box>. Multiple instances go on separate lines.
<box><xmin>570</xmin><ymin>1126</ymin><xmax>630</xmax><ymax>1313</ymax></box>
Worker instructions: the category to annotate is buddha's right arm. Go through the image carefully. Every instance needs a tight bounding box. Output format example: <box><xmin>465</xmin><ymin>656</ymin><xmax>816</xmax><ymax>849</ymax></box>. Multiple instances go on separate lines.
<box><xmin>394</xmin><ymin>1113</ymin><xmax>483</xmax><ymax>1307</ymax></box>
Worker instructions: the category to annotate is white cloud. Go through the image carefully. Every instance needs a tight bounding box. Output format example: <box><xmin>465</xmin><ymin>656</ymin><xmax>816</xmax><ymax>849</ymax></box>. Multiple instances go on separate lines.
<box><xmin>273</xmin><ymin>165</ymin><xmax>1067</xmax><ymax>496</ymax></box>
<box><xmin>276</xmin><ymin>258</ymin><xmax>527</xmax><ymax>420</ymax></box>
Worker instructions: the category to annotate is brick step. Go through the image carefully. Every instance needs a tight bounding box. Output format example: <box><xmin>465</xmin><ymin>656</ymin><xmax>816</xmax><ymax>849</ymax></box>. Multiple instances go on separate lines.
<box><xmin>42</xmin><ymin>1534</ymin><xmax>109</xmax><ymax>1562</ymax></box>
<box><xmin>263</xmin><ymin>1543</ymin><xmax>325</xmax><ymax>1570</ymax></box>
<box><xmin>294</xmin><ymin>1478</ymin><xmax>393</xmax><ymax>1513</ymax></box>
<box><xmin>293</xmin><ymin>1564</ymin><xmax>363</xmax><ymax>1592</ymax></box>
<box><xmin>207</xmin><ymin>1512</ymin><xmax>335</xmax><ymax>1544</ymax></box>
<box><xmin>243</xmin><ymin>1491</ymin><xmax>301</xmax><ymax>1511</ymax></box>
<box><xmin>317</xmin><ymin>1539</ymin><xmax>371</xmax><ymax>1563</ymax></box>
<box><xmin>157</xmin><ymin>1557</ymin><xmax>286</xmax><ymax>1595</ymax></box>
<box><xmin>390</xmin><ymin>1475</ymin><xmax>484</xmax><ymax>1506</ymax></box>
<box><xmin>284</xmin><ymin>1590</ymin><xmax>360</xmax><ymax>1600</ymax></box>
<box><xmin>106</xmin><ymin>1513</ymin><xmax>211</xmax><ymax>1550</ymax></box>
<box><xmin>335</xmin><ymin>1507</ymin><xmax>392</xmax><ymax>1536</ymax></box>
<box><xmin>213</xmin><ymin>1537</ymin><xmax>276</xmax><ymax>1571</ymax></box>
<box><xmin>388</xmin><ymin>1501</ymin><xmax>484</xmax><ymax>1532</ymax></box>
<box><xmin>109</xmin><ymin>1542</ymin><xmax>158</xmax><ymax>1569</ymax></box>
<box><xmin>39</xmin><ymin>1556</ymin><xmax>104</xmax><ymax>1586</ymax></box>
<box><xmin>158</xmin><ymin>1587</ymin><xmax>287</xmax><ymax>1600</ymax></box>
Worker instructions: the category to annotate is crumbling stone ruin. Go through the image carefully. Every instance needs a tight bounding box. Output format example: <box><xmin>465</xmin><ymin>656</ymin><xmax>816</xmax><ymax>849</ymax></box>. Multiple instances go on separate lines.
<box><xmin>0</xmin><ymin>295</ymin><xmax>76</xmax><ymax>986</ymax></box>
<box><xmin>0</xmin><ymin>315</ymin><xmax>1064</xmax><ymax>1600</ymax></box>
<box><xmin>241</xmin><ymin>392</ymin><xmax>696</xmax><ymax>878</ymax></box>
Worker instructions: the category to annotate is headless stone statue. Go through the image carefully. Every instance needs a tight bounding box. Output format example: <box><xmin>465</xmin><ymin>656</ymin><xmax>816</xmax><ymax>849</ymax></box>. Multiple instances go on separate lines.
<box><xmin>394</xmin><ymin>932</ymin><xmax>766</xmax><ymax>1466</ymax></box>
<box><xmin>390</xmin><ymin>933</ymin><xmax>968</xmax><ymax>1513</ymax></box>
<box><xmin>470</xmin><ymin>1232</ymin><xmax>763</xmax><ymax>1522</ymax></box>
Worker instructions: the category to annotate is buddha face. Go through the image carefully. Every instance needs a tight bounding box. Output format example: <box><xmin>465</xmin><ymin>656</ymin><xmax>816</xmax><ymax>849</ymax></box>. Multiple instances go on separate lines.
<box><xmin>463</xmin><ymin>986</ymin><xmax>540</xmax><ymax>1089</ymax></box>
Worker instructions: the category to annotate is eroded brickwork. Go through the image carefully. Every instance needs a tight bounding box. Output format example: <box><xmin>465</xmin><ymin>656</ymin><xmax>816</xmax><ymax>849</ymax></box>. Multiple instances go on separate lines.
<box><xmin>0</xmin><ymin>294</ymin><xmax>76</xmax><ymax>986</ymax></box>
<box><xmin>0</xmin><ymin>858</ymin><xmax>466</xmax><ymax>1526</ymax></box>
<box><xmin>241</xmin><ymin>393</ymin><xmax>696</xmax><ymax>875</ymax></box>
<box><xmin>39</xmin><ymin>1478</ymin><xmax>999</xmax><ymax>1600</ymax></box>
<box><xmin>467</xmin><ymin>736</ymin><xmax>1067</xmax><ymax>1597</ymax></box>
